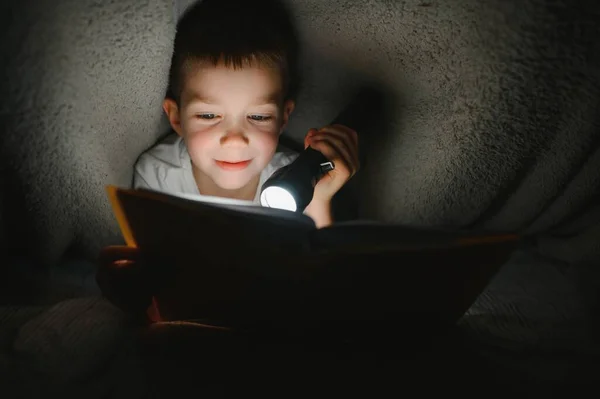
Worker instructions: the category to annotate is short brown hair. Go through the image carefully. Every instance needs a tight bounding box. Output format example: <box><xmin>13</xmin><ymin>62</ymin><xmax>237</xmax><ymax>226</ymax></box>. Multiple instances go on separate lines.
<box><xmin>167</xmin><ymin>0</ymin><xmax>300</xmax><ymax>104</ymax></box>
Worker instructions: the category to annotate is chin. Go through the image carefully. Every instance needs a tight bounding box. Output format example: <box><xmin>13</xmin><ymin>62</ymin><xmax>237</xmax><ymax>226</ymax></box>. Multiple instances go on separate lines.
<box><xmin>214</xmin><ymin>177</ymin><xmax>253</xmax><ymax>191</ymax></box>
<box><xmin>209</xmin><ymin>166</ymin><xmax>262</xmax><ymax>192</ymax></box>
<box><xmin>217</xmin><ymin>182</ymin><xmax>249</xmax><ymax>191</ymax></box>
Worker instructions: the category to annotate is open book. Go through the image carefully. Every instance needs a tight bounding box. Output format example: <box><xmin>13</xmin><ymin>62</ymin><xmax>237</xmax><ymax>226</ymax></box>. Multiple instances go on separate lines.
<box><xmin>107</xmin><ymin>185</ymin><xmax>519</xmax><ymax>336</ymax></box>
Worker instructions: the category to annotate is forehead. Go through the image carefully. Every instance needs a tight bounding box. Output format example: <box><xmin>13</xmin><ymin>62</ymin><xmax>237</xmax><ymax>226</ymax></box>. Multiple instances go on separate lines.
<box><xmin>180</xmin><ymin>60</ymin><xmax>284</xmax><ymax>105</ymax></box>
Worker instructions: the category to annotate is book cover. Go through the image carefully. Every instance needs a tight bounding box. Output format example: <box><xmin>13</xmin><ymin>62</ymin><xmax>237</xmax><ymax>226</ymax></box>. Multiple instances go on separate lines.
<box><xmin>106</xmin><ymin>185</ymin><xmax>519</xmax><ymax>334</ymax></box>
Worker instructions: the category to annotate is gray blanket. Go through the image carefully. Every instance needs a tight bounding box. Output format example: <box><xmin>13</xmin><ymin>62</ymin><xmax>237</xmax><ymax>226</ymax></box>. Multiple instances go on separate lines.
<box><xmin>1</xmin><ymin>0</ymin><xmax>599</xmax><ymax>265</ymax></box>
<box><xmin>2</xmin><ymin>250</ymin><xmax>598</xmax><ymax>397</ymax></box>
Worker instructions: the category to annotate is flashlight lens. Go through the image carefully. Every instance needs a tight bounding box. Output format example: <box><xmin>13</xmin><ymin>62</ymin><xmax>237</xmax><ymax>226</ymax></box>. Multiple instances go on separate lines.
<box><xmin>260</xmin><ymin>186</ymin><xmax>297</xmax><ymax>212</ymax></box>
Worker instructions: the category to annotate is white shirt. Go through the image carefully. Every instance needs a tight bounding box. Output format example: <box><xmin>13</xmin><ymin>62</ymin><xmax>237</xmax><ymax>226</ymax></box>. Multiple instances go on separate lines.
<box><xmin>133</xmin><ymin>134</ymin><xmax>298</xmax><ymax>204</ymax></box>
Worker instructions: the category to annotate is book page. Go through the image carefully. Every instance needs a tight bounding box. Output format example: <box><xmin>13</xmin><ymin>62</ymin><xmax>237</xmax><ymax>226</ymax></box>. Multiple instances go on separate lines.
<box><xmin>107</xmin><ymin>186</ymin><xmax>316</xmax><ymax>271</ymax></box>
<box><xmin>169</xmin><ymin>190</ymin><xmax>317</xmax><ymax>226</ymax></box>
<box><xmin>107</xmin><ymin>186</ymin><xmax>327</xmax><ymax>324</ymax></box>
<box><xmin>105</xmin><ymin>186</ymin><xmax>520</xmax><ymax>328</ymax></box>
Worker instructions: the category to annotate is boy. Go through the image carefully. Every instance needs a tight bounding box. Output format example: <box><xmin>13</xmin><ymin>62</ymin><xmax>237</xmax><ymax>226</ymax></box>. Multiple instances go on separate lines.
<box><xmin>98</xmin><ymin>0</ymin><xmax>359</xmax><ymax>318</ymax></box>
<box><xmin>134</xmin><ymin>0</ymin><xmax>359</xmax><ymax>228</ymax></box>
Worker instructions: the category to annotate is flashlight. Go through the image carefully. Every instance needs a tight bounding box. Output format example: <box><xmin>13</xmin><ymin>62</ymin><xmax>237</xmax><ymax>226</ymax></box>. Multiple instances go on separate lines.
<box><xmin>260</xmin><ymin>147</ymin><xmax>334</xmax><ymax>212</ymax></box>
<box><xmin>260</xmin><ymin>87</ymin><xmax>377</xmax><ymax>212</ymax></box>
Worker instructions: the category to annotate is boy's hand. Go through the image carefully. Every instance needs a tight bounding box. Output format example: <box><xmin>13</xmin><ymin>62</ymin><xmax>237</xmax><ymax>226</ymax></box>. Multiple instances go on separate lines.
<box><xmin>96</xmin><ymin>246</ymin><xmax>153</xmax><ymax>322</ymax></box>
<box><xmin>304</xmin><ymin>124</ymin><xmax>360</xmax><ymax>202</ymax></box>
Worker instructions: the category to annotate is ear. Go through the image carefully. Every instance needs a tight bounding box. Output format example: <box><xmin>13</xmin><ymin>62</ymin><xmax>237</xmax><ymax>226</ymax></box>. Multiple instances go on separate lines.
<box><xmin>279</xmin><ymin>99</ymin><xmax>295</xmax><ymax>134</ymax></box>
<box><xmin>163</xmin><ymin>98</ymin><xmax>183</xmax><ymax>136</ymax></box>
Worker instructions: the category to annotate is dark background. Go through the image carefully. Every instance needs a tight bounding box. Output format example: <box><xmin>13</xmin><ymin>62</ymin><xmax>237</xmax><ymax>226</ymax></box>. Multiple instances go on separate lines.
<box><xmin>0</xmin><ymin>0</ymin><xmax>599</xmax><ymax>397</ymax></box>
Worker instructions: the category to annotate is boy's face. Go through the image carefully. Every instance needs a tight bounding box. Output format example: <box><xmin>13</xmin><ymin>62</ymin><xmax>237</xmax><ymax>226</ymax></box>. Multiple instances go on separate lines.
<box><xmin>164</xmin><ymin>61</ymin><xmax>294</xmax><ymax>193</ymax></box>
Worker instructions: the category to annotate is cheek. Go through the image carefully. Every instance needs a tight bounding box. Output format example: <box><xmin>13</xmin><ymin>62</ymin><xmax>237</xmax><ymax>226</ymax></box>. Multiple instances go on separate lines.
<box><xmin>253</xmin><ymin>132</ymin><xmax>279</xmax><ymax>159</ymax></box>
<box><xmin>185</xmin><ymin>131</ymin><xmax>213</xmax><ymax>157</ymax></box>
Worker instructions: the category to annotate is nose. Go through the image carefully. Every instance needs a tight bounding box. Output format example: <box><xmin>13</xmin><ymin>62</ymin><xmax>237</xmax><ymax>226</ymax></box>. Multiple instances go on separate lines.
<box><xmin>220</xmin><ymin>128</ymin><xmax>249</xmax><ymax>148</ymax></box>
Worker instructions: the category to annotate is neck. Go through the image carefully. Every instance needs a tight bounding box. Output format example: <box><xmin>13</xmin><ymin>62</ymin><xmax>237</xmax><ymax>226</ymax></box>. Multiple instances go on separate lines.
<box><xmin>192</xmin><ymin>167</ymin><xmax>259</xmax><ymax>201</ymax></box>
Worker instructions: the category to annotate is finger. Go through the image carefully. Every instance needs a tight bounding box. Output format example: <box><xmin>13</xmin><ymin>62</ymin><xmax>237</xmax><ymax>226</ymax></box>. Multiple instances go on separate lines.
<box><xmin>322</xmin><ymin>124</ymin><xmax>359</xmax><ymax>152</ymax></box>
<box><xmin>310</xmin><ymin>134</ymin><xmax>352</xmax><ymax>170</ymax></box>
<box><xmin>331</xmin><ymin>124</ymin><xmax>359</xmax><ymax>148</ymax></box>
<box><xmin>309</xmin><ymin>136</ymin><xmax>354</xmax><ymax>180</ymax></box>
<box><xmin>326</xmin><ymin>125</ymin><xmax>359</xmax><ymax>171</ymax></box>
<box><xmin>310</xmin><ymin>132</ymin><xmax>358</xmax><ymax>177</ymax></box>
<box><xmin>98</xmin><ymin>245</ymin><xmax>142</xmax><ymax>268</ymax></box>
<box><xmin>316</xmin><ymin>126</ymin><xmax>360</xmax><ymax>172</ymax></box>
<box><xmin>304</xmin><ymin>128</ymin><xmax>319</xmax><ymax>149</ymax></box>
<box><xmin>96</xmin><ymin>248</ymin><xmax>152</xmax><ymax>313</ymax></box>
<box><xmin>310</xmin><ymin>135</ymin><xmax>355</xmax><ymax>178</ymax></box>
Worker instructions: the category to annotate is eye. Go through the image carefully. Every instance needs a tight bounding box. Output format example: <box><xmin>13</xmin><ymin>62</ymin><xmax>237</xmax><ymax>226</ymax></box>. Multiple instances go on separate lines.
<box><xmin>249</xmin><ymin>115</ymin><xmax>273</xmax><ymax>122</ymax></box>
<box><xmin>196</xmin><ymin>113</ymin><xmax>217</xmax><ymax>120</ymax></box>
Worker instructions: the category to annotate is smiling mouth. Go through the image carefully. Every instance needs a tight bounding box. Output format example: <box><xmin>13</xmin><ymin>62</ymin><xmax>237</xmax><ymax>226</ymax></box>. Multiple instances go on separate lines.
<box><xmin>215</xmin><ymin>160</ymin><xmax>252</xmax><ymax>171</ymax></box>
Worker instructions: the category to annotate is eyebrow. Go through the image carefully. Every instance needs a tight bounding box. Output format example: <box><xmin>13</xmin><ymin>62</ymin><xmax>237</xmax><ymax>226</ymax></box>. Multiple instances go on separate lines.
<box><xmin>189</xmin><ymin>95</ymin><xmax>218</xmax><ymax>105</ymax></box>
<box><xmin>253</xmin><ymin>93</ymin><xmax>281</xmax><ymax>105</ymax></box>
<box><xmin>188</xmin><ymin>93</ymin><xmax>281</xmax><ymax>106</ymax></box>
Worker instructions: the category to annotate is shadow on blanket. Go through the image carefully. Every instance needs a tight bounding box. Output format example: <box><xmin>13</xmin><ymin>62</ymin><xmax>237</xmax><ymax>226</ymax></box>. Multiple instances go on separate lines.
<box><xmin>134</xmin><ymin>320</ymin><xmax>593</xmax><ymax>397</ymax></box>
<box><xmin>2</xmin><ymin>248</ymin><xmax>599</xmax><ymax>398</ymax></box>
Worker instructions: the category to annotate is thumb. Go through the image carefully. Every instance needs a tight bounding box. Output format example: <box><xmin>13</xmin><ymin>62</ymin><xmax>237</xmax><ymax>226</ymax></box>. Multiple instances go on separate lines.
<box><xmin>98</xmin><ymin>245</ymin><xmax>141</xmax><ymax>266</ymax></box>
<box><xmin>96</xmin><ymin>246</ymin><xmax>150</xmax><ymax>311</ymax></box>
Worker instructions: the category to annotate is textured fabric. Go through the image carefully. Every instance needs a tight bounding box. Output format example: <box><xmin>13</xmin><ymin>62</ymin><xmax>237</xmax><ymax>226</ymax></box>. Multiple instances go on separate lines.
<box><xmin>0</xmin><ymin>1</ymin><xmax>599</xmax><ymax>394</ymax></box>
<box><xmin>1</xmin><ymin>298</ymin><xmax>143</xmax><ymax>398</ymax></box>
<box><xmin>460</xmin><ymin>252</ymin><xmax>600</xmax><ymax>382</ymax></box>
<box><xmin>1</xmin><ymin>0</ymin><xmax>599</xmax><ymax>267</ymax></box>
<box><xmin>283</xmin><ymin>0</ymin><xmax>600</xmax><ymax>237</ymax></box>
<box><xmin>0</xmin><ymin>0</ymin><xmax>175</xmax><ymax>265</ymax></box>
<box><xmin>133</xmin><ymin>133</ymin><xmax>299</xmax><ymax>203</ymax></box>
